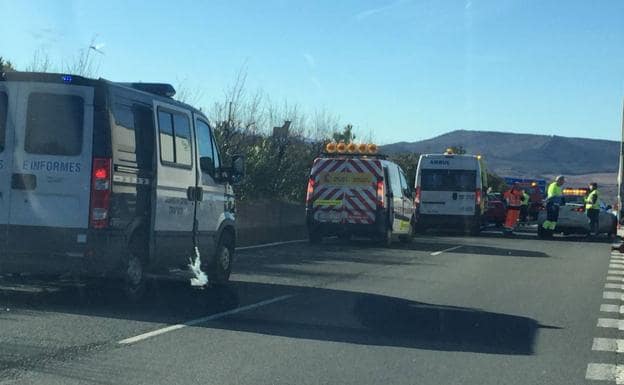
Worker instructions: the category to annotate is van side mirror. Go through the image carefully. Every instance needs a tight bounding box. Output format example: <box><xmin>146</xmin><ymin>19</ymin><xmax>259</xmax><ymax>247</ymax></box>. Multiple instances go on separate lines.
<box><xmin>607</xmin><ymin>205</ymin><xmax>613</xmax><ymax>210</ymax></box>
<box><xmin>200</xmin><ymin>156</ymin><xmax>215</xmax><ymax>177</ymax></box>
<box><xmin>230</xmin><ymin>154</ymin><xmax>245</xmax><ymax>184</ymax></box>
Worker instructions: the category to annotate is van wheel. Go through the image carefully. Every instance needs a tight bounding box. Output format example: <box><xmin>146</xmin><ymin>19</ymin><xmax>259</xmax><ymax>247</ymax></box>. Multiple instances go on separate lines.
<box><xmin>309</xmin><ymin>230</ymin><xmax>322</xmax><ymax>244</ymax></box>
<box><xmin>208</xmin><ymin>232</ymin><xmax>234</xmax><ymax>286</ymax></box>
<box><xmin>378</xmin><ymin>227</ymin><xmax>393</xmax><ymax>247</ymax></box>
<box><xmin>123</xmin><ymin>249</ymin><xmax>147</xmax><ymax>303</ymax></box>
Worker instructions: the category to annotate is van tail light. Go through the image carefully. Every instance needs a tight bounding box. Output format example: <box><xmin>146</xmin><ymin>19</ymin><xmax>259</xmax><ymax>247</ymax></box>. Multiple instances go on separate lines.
<box><xmin>90</xmin><ymin>158</ymin><xmax>112</xmax><ymax>229</ymax></box>
<box><xmin>305</xmin><ymin>177</ymin><xmax>315</xmax><ymax>205</ymax></box>
<box><xmin>475</xmin><ymin>189</ymin><xmax>482</xmax><ymax>205</ymax></box>
<box><xmin>572</xmin><ymin>207</ymin><xmax>585</xmax><ymax>213</ymax></box>
<box><xmin>377</xmin><ymin>180</ymin><xmax>385</xmax><ymax>207</ymax></box>
<box><xmin>414</xmin><ymin>187</ymin><xmax>421</xmax><ymax>206</ymax></box>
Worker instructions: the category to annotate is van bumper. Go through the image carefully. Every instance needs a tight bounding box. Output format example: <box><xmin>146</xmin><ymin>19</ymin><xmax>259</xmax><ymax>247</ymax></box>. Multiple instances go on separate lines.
<box><xmin>417</xmin><ymin>214</ymin><xmax>479</xmax><ymax>229</ymax></box>
<box><xmin>0</xmin><ymin>225</ymin><xmax>127</xmax><ymax>277</ymax></box>
<box><xmin>306</xmin><ymin>211</ymin><xmax>388</xmax><ymax>237</ymax></box>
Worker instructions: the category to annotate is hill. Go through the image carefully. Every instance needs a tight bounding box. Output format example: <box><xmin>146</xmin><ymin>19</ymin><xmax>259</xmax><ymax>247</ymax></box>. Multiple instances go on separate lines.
<box><xmin>381</xmin><ymin>130</ymin><xmax>619</xmax><ymax>178</ymax></box>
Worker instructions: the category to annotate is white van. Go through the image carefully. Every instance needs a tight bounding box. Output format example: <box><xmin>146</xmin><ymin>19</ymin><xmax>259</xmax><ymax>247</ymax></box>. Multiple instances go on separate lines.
<box><xmin>0</xmin><ymin>72</ymin><xmax>244</xmax><ymax>299</ymax></box>
<box><xmin>414</xmin><ymin>153</ymin><xmax>487</xmax><ymax>234</ymax></box>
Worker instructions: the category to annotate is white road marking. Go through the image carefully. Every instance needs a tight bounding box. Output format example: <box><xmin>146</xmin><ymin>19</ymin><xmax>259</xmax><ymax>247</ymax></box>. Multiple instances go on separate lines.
<box><xmin>586</xmin><ymin>363</ymin><xmax>624</xmax><ymax>383</ymax></box>
<box><xmin>601</xmin><ymin>304</ymin><xmax>623</xmax><ymax>313</ymax></box>
<box><xmin>118</xmin><ymin>294</ymin><xmax>295</xmax><ymax>345</ymax></box>
<box><xmin>593</xmin><ymin>338</ymin><xmax>624</xmax><ymax>353</ymax></box>
<box><xmin>236</xmin><ymin>240</ymin><xmax>307</xmax><ymax>251</ymax></box>
<box><xmin>597</xmin><ymin>318</ymin><xmax>624</xmax><ymax>329</ymax></box>
<box><xmin>603</xmin><ymin>291</ymin><xmax>624</xmax><ymax>300</ymax></box>
<box><xmin>610</xmin><ymin>264</ymin><xmax>624</xmax><ymax>269</ymax></box>
<box><xmin>607</xmin><ymin>276</ymin><xmax>624</xmax><ymax>282</ymax></box>
<box><xmin>606</xmin><ymin>283</ymin><xmax>624</xmax><ymax>290</ymax></box>
<box><xmin>609</xmin><ymin>270</ymin><xmax>624</xmax><ymax>276</ymax></box>
<box><xmin>431</xmin><ymin>245</ymin><xmax>463</xmax><ymax>256</ymax></box>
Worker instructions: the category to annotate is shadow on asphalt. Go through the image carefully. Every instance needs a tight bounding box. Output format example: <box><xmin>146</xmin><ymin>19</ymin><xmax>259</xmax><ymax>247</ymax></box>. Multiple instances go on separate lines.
<box><xmin>0</xmin><ymin>279</ymin><xmax>559</xmax><ymax>356</ymax></box>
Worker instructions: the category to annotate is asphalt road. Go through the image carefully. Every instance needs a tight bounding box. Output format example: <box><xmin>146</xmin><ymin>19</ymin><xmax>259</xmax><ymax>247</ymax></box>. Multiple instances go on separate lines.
<box><xmin>0</xmin><ymin>230</ymin><xmax>619</xmax><ymax>385</ymax></box>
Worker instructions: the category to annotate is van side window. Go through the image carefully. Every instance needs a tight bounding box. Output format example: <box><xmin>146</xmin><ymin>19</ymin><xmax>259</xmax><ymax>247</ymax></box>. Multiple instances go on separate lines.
<box><xmin>389</xmin><ymin>165</ymin><xmax>402</xmax><ymax>196</ymax></box>
<box><xmin>196</xmin><ymin>119</ymin><xmax>215</xmax><ymax>176</ymax></box>
<box><xmin>399</xmin><ymin>170</ymin><xmax>410</xmax><ymax>196</ymax></box>
<box><xmin>157</xmin><ymin>108</ymin><xmax>192</xmax><ymax>167</ymax></box>
<box><xmin>25</xmin><ymin>93</ymin><xmax>84</xmax><ymax>156</ymax></box>
<box><xmin>158</xmin><ymin>111</ymin><xmax>175</xmax><ymax>163</ymax></box>
<box><xmin>0</xmin><ymin>92</ymin><xmax>6</xmax><ymax>152</ymax></box>
<box><xmin>210</xmin><ymin>130</ymin><xmax>221</xmax><ymax>171</ymax></box>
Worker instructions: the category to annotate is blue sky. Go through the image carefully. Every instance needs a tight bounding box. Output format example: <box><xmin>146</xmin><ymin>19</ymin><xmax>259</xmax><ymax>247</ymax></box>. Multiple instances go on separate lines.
<box><xmin>1</xmin><ymin>0</ymin><xmax>623</xmax><ymax>144</ymax></box>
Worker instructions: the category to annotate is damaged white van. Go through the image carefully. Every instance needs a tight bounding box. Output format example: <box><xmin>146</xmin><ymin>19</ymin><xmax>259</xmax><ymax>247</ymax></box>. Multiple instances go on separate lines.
<box><xmin>0</xmin><ymin>72</ymin><xmax>244</xmax><ymax>299</ymax></box>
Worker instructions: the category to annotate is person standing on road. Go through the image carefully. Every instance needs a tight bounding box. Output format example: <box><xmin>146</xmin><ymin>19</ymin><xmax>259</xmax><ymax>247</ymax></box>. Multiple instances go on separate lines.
<box><xmin>520</xmin><ymin>190</ymin><xmax>530</xmax><ymax>223</ymax></box>
<box><xmin>503</xmin><ymin>183</ymin><xmax>523</xmax><ymax>234</ymax></box>
<box><xmin>585</xmin><ymin>182</ymin><xmax>600</xmax><ymax>236</ymax></box>
<box><xmin>542</xmin><ymin>176</ymin><xmax>566</xmax><ymax>232</ymax></box>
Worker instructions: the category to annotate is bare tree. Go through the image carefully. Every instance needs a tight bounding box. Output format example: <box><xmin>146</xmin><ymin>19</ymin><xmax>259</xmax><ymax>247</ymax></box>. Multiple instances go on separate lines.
<box><xmin>65</xmin><ymin>35</ymin><xmax>104</xmax><ymax>77</ymax></box>
<box><xmin>26</xmin><ymin>49</ymin><xmax>53</xmax><ymax>73</ymax></box>
<box><xmin>174</xmin><ymin>77</ymin><xmax>206</xmax><ymax>107</ymax></box>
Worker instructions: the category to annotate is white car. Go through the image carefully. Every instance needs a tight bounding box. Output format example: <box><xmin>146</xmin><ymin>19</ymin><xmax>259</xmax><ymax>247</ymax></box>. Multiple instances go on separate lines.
<box><xmin>537</xmin><ymin>188</ymin><xmax>616</xmax><ymax>238</ymax></box>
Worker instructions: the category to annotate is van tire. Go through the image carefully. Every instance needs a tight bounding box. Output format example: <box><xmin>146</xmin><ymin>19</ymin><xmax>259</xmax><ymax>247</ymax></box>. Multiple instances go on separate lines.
<box><xmin>378</xmin><ymin>227</ymin><xmax>393</xmax><ymax>247</ymax></box>
<box><xmin>207</xmin><ymin>231</ymin><xmax>234</xmax><ymax>286</ymax></box>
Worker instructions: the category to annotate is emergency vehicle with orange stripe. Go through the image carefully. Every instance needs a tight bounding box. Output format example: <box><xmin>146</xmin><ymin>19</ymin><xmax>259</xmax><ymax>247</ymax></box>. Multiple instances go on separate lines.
<box><xmin>305</xmin><ymin>142</ymin><xmax>416</xmax><ymax>246</ymax></box>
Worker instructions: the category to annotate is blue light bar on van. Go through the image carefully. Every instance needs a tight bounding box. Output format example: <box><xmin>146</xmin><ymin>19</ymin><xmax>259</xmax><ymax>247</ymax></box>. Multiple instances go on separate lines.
<box><xmin>61</xmin><ymin>75</ymin><xmax>73</xmax><ymax>83</ymax></box>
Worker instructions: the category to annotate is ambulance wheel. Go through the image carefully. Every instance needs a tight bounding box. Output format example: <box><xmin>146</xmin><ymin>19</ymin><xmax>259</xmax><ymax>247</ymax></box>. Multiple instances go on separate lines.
<box><xmin>122</xmin><ymin>240</ymin><xmax>147</xmax><ymax>303</ymax></box>
<box><xmin>208</xmin><ymin>231</ymin><xmax>234</xmax><ymax>286</ymax></box>
<box><xmin>309</xmin><ymin>230</ymin><xmax>322</xmax><ymax>244</ymax></box>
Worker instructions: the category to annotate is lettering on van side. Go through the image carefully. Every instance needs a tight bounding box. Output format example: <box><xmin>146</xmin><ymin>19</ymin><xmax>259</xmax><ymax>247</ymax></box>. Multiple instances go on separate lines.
<box><xmin>429</xmin><ymin>160</ymin><xmax>450</xmax><ymax>165</ymax></box>
<box><xmin>22</xmin><ymin>160</ymin><xmax>81</xmax><ymax>173</ymax></box>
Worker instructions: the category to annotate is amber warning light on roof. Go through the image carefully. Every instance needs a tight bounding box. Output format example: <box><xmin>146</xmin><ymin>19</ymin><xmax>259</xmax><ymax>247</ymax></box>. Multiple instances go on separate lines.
<box><xmin>325</xmin><ymin>142</ymin><xmax>378</xmax><ymax>154</ymax></box>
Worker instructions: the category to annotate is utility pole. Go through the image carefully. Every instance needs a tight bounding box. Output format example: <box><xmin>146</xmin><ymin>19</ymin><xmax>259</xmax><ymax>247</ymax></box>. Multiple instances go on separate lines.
<box><xmin>618</xmin><ymin>99</ymin><xmax>624</xmax><ymax>227</ymax></box>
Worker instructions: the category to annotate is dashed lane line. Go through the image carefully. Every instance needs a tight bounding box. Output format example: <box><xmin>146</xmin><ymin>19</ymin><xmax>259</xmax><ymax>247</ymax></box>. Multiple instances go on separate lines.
<box><xmin>118</xmin><ymin>294</ymin><xmax>296</xmax><ymax>345</ymax></box>
<box><xmin>593</xmin><ymin>338</ymin><xmax>624</xmax><ymax>353</ymax></box>
<box><xmin>603</xmin><ymin>292</ymin><xmax>624</xmax><ymax>301</ymax></box>
<box><xmin>597</xmin><ymin>318</ymin><xmax>623</xmax><ymax>329</ymax></box>
<box><xmin>430</xmin><ymin>245</ymin><xmax>463</xmax><ymax>256</ymax></box>
<box><xmin>586</xmin><ymin>363</ymin><xmax>624</xmax><ymax>383</ymax></box>
<box><xmin>601</xmin><ymin>304</ymin><xmax>624</xmax><ymax>314</ymax></box>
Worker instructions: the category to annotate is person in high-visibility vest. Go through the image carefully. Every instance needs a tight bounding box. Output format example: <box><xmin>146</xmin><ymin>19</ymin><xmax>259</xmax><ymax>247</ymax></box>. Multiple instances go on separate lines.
<box><xmin>585</xmin><ymin>182</ymin><xmax>600</xmax><ymax>236</ymax></box>
<box><xmin>542</xmin><ymin>175</ymin><xmax>566</xmax><ymax>231</ymax></box>
<box><xmin>520</xmin><ymin>190</ymin><xmax>530</xmax><ymax>222</ymax></box>
<box><xmin>503</xmin><ymin>183</ymin><xmax>523</xmax><ymax>233</ymax></box>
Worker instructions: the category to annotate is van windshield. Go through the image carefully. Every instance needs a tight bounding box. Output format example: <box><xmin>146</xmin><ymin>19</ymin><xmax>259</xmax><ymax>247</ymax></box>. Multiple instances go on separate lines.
<box><xmin>421</xmin><ymin>169</ymin><xmax>477</xmax><ymax>192</ymax></box>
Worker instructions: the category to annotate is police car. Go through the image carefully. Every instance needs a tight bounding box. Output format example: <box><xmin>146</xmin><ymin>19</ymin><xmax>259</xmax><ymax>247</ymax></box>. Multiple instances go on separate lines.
<box><xmin>0</xmin><ymin>72</ymin><xmax>244</xmax><ymax>299</ymax></box>
<box><xmin>413</xmin><ymin>152</ymin><xmax>488</xmax><ymax>234</ymax></box>
<box><xmin>306</xmin><ymin>142</ymin><xmax>415</xmax><ymax>246</ymax></box>
<box><xmin>537</xmin><ymin>187</ymin><xmax>617</xmax><ymax>238</ymax></box>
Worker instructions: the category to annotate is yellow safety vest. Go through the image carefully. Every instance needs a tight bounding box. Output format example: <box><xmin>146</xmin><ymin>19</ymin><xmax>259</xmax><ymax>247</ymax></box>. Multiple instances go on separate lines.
<box><xmin>521</xmin><ymin>192</ymin><xmax>529</xmax><ymax>206</ymax></box>
<box><xmin>547</xmin><ymin>182</ymin><xmax>562</xmax><ymax>199</ymax></box>
<box><xmin>585</xmin><ymin>189</ymin><xmax>599</xmax><ymax>210</ymax></box>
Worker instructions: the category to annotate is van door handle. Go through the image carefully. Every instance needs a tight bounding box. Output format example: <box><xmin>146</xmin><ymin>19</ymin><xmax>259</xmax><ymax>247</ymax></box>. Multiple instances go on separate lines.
<box><xmin>11</xmin><ymin>173</ymin><xmax>37</xmax><ymax>190</ymax></box>
<box><xmin>186</xmin><ymin>186</ymin><xmax>204</xmax><ymax>202</ymax></box>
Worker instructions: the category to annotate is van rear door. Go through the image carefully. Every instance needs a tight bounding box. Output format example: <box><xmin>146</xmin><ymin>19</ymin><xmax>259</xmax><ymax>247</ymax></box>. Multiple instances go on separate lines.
<box><xmin>311</xmin><ymin>158</ymin><xmax>381</xmax><ymax>225</ymax></box>
<box><xmin>0</xmin><ymin>85</ymin><xmax>10</xmax><ymax>250</ymax></box>
<box><xmin>419</xmin><ymin>169</ymin><xmax>477</xmax><ymax>216</ymax></box>
<box><xmin>7</xmin><ymin>82</ymin><xmax>94</xmax><ymax>254</ymax></box>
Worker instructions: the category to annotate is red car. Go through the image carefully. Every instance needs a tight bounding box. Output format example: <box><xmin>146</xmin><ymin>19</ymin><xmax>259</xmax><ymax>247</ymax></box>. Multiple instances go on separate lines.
<box><xmin>485</xmin><ymin>193</ymin><xmax>506</xmax><ymax>227</ymax></box>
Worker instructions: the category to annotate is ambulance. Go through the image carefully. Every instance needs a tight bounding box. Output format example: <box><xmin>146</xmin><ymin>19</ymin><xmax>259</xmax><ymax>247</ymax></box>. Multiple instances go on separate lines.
<box><xmin>414</xmin><ymin>151</ymin><xmax>488</xmax><ymax>234</ymax></box>
<box><xmin>305</xmin><ymin>142</ymin><xmax>415</xmax><ymax>246</ymax></box>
